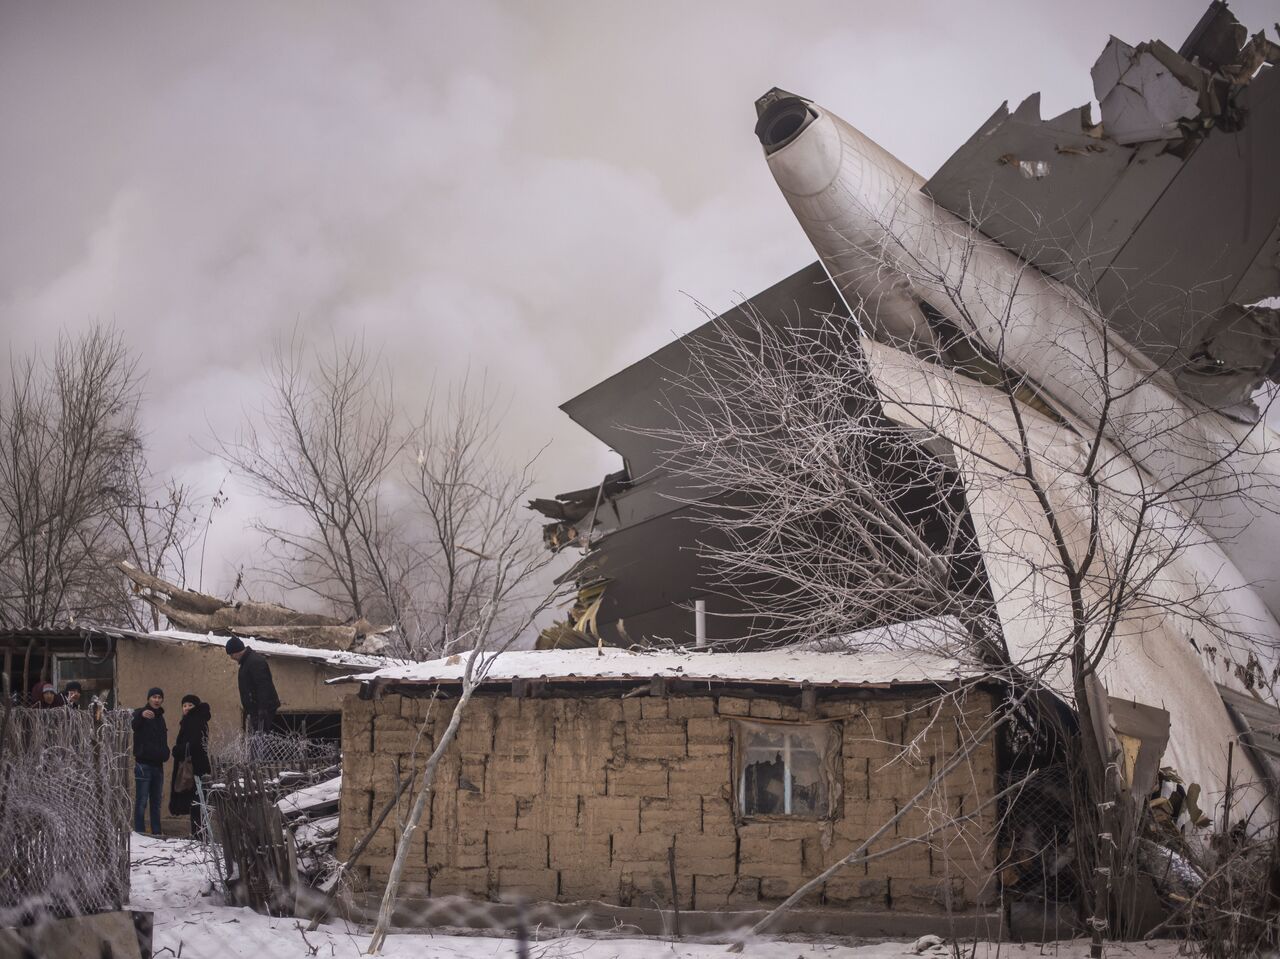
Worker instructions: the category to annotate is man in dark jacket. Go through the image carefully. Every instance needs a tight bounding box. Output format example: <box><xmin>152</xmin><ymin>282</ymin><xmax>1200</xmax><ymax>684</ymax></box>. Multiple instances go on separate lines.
<box><xmin>226</xmin><ymin>637</ymin><xmax>281</xmax><ymax>736</ymax></box>
<box><xmin>131</xmin><ymin>687</ymin><xmax>170</xmax><ymax>835</ymax></box>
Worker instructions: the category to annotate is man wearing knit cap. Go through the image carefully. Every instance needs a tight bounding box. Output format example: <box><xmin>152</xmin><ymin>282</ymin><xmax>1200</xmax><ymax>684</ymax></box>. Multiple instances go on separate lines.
<box><xmin>226</xmin><ymin>637</ymin><xmax>281</xmax><ymax>740</ymax></box>
<box><xmin>131</xmin><ymin>687</ymin><xmax>170</xmax><ymax>835</ymax></box>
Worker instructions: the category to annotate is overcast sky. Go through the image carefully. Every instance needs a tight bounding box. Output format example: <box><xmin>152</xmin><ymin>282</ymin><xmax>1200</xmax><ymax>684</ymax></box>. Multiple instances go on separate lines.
<box><xmin>2</xmin><ymin>0</ymin><xmax>1272</xmax><ymax>601</ymax></box>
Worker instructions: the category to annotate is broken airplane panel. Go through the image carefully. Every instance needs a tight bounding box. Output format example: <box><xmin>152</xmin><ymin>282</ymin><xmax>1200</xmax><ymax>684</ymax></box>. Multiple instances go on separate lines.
<box><xmin>753</xmin><ymin>7</ymin><xmax>1280</xmax><ymax>630</ymax></box>
<box><xmin>532</xmin><ymin>4</ymin><xmax>1280</xmax><ymax>824</ymax></box>
<box><xmin>923</xmin><ymin>0</ymin><xmax>1280</xmax><ymax>414</ymax></box>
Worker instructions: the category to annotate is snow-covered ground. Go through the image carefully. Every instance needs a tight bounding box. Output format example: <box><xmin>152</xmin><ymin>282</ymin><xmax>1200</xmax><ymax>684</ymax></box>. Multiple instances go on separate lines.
<box><xmin>130</xmin><ymin>835</ymin><xmax>1183</xmax><ymax>959</ymax></box>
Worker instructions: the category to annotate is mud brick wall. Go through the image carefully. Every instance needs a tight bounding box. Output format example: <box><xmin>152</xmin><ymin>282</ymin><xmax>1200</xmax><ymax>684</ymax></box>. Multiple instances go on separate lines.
<box><xmin>338</xmin><ymin>686</ymin><xmax>998</xmax><ymax>914</ymax></box>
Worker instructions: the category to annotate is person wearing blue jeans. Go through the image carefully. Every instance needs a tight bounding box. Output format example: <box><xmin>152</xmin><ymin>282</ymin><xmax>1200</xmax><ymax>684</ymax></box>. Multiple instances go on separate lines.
<box><xmin>131</xmin><ymin>688</ymin><xmax>170</xmax><ymax>835</ymax></box>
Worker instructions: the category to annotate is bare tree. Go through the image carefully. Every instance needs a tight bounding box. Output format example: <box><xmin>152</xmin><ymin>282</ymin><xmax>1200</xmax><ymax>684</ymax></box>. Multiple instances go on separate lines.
<box><xmin>215</xmin><ymin>333</ymin><xmax>412</xmax><ymax>628</ymax></box>
<box><xmin>365</xmin><ymin>454</ymin><xmax>561</xmax><ymax>954</ymax></box>
<box><xmin>110</xmin><ymin>467</ymin><xmax>198</xmax><ymax>631</ymax></box>
<box><xmin>402</xmin><ymin>377</ymin><xmax>545</xmax><ymax>658</ymax></box>
<box><xmin>0</xmin><ymin>327</ymin><xmax>148</xmax><ymax>629</ymax></box>
<box><xmin>647</xmin><ymin>234</ymin><xmax>1278</xmax><ymax>947</ymax></box>
<box><xmin>218</xmin><ymin>335</ymin><xmax>546</xmax><ymax>660</ymax></box>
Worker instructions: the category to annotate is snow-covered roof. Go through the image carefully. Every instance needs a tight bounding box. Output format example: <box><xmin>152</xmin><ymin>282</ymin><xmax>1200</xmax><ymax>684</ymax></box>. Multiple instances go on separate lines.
<box><xmin>277</xmin><ymin>775</ymin><xmax>342</xmax><ymax>818</ymax></box>
<box><xmin>330</xmin><ymin>644</ymin><xmax>982</xmax><ymax>690</ymax></box>
<box><xmin>131</xmin><ymin>628</ymin><xmax>388</xmax><ymax>670</ymax></box>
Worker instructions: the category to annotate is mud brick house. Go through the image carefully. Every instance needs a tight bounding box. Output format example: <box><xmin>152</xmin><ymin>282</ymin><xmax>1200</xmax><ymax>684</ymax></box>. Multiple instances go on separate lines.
<box><xmin>2</xmin><ymin>625</ymin><xmax>384</xmax><ymax>833</ymax></box>
<box><xmin>333</xmin><ymin>638</ymin><xmax>1004</xmax><ymax>931</ymax></box>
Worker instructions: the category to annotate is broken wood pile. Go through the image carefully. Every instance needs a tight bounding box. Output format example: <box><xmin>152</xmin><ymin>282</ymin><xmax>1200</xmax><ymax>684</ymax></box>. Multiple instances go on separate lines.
<box><xmin>207</xmin><ymin>766</ymin><xmax>296</xmax><ymax>916</ymax></box>
<box><xmin>277</xmin><ymin>774</ymin><xmax>342</xmax><ymax>891</ymax></box>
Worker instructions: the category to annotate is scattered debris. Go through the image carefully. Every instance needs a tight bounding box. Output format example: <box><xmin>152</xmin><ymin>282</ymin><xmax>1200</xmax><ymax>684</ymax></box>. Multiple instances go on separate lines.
<box><xmin>118</xmin><ymin>562</ymin><xmax>394</xmax><ymax>653</ymax></box>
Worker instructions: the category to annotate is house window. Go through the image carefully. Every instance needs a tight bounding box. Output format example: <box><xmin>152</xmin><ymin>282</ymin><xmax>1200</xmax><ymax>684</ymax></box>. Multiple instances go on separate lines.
<box><xmin>272</xmin><ymin>711</ymin><xmax>342</xmax><ymax>745</ymax></box>
<box><xmin>734</xmin><ymin>719</ymin><xmax>839</xmax><ymax>819</ymax></box>
<box><xmin>53</xmin><ymin>653</ymin><xmax>115</xmax><ymax>708</ymax></box>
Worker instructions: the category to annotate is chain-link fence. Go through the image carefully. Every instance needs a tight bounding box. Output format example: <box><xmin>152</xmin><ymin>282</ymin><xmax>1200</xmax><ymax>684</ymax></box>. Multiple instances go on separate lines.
<box><xmin>0</xmin><ymin>703</ymin><xmax>133</xmax><ymax>925</ymax></box>
<box><xmin>210</xmin><ymin>728</ymin><xmax>339</xmax><ymax>793</ymax></box>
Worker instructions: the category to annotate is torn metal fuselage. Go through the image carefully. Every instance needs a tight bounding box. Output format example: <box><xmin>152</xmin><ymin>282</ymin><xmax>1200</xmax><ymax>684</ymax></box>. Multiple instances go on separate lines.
<box><xmin>922</xmin><ymin>2</ymin><xmax>1280</xmax><ymax>415</ymax></box>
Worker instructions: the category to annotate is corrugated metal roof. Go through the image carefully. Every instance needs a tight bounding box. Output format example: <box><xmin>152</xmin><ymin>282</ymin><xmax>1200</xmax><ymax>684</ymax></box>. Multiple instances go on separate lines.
<box><xmin>134</xmin><ymin>629</ymin><xmax>387</xmax><ymax>670</ymax></box>
<box><xmin>330</xmin><ymin>645</ymin><xmax>981</xmax><ymax>690</ymax></box>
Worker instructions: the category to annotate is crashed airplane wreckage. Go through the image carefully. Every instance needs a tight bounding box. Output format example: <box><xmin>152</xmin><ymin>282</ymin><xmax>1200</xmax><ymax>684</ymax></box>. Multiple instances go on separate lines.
<box><xmin>528</xmin><ymin>1</ymin><xmax>1280</xmax><ymax>930</ymax></box>
<box><xmin>118</xmin><ymin>561</ymin><xmax>394</xmax><ymax>654</ymax></box>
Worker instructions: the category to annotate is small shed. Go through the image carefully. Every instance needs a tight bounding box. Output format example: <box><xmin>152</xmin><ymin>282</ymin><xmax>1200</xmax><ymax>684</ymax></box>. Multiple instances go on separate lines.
<box><xmin>2</xmin><ymin>626</ymin><xmax>385</xmax><ymax>834</ymax></box>
<box><xmin>332</xmin><ymin>644</ymin><xmax>1002</xmax><ymax>933</ymax></box>
<box><xmin>115</xmin><ymin>628</ymin><xmax>384</xmax><ymax>746</ymax></box>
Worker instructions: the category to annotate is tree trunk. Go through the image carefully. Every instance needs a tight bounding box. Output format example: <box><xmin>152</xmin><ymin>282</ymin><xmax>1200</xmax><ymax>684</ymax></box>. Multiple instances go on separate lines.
<box><xmin>366</xmin><ymin>690</ymin><xmax>473</xmax><ymax>955</ymax></box>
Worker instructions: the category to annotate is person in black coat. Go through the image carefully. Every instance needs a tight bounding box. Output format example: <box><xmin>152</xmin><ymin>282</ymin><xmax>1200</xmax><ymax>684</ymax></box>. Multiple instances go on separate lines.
<box><xmin>131</xmin><ymin>688</ymin><xmax>170</xmax><ymax>835</ymax></box>
<box><xmin>63</xmin><ymin>681</ymin><xmax>83</xmax><ymax>709</ymax></box>
<box><xmin>225</xmin><ymin>637</ymin><xmax>281</xmax><ymax>735</ymax></box>
<box><xmin>32</xmin><ymin>682</ymin><xmax>64</xmax><ymax>709</ymax></box>
<box><xmin>170</xmin><ymin>694</ymin><xmax>212</xmax><ymax>838</ymax></box>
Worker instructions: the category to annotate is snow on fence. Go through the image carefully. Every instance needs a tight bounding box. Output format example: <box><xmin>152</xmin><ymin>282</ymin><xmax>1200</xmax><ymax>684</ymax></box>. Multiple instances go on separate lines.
<box><xmin>0</xmin><ymin>703</ymin><xmax>133</xmax><ymax>924</ymax></box>
<box><xmin>210</xmin><ymin>728</ymin><xmax>339</xmax><ymax>792</ymax></box>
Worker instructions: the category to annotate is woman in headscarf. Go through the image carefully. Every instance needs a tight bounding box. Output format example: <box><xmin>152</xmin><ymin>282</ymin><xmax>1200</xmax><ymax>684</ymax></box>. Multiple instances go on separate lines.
<box><xmin>169</xmin><ymin>694</ymin><xmax>212</xmax><ymax>838</ymax></box>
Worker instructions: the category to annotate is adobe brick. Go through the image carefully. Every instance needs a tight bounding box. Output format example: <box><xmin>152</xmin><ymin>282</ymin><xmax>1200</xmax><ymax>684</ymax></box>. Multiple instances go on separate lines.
<box><xmin>516</xmin><ymin>795</ymin><xmax>578</xmax><ymax>833</ymax></box>
<box><xmin>763</xmin><ymin>820</ymin><xmax>815</xmax><ymax>842</ymax></box>
<box><xmin>579</xmin><ymin>698</ymin><xmax>624</xmax><ymax>722</ymax></box>
<box><xmin>724</xmin><ymin>876</ymin><xmax>761</xmax><ymax>906</ymax></box>
<box><xmin>579</xmin><ymin>796</ymin><xmax>640</xmax><ymax>834</ymax></box>
<box><xmin>558</xmin><ymin>869</ymin><xmax>619</xmax><ymax>903</ymax></box>
<box><xmin>700</xmin><ymin>795</ymin><xmax>737</xmax><ymax>835</ymax></box>
<box><xmin>548</xmin><ymin>833</ymin><xmax>610</xmax><ymax>870</ymax></box>
<box><xmin>611</xmin><ymin>830</ymin><xmax>677</xmax><ymax>864</ymax></box>
<box><xmin>817</xmin><ymin>700</ymin><xmax>864</xmax><ymax>719</ymax></box>
<box><xmin>605</xmin><ymin>763</ymin><xmax>668</xmax><ymax>798</ymax></box>
<box><xmin>639</xmin><ymin>797</ymin><xmax>701</xmax><ymax>833</ymax></box>
<box><xmin>691</xmin><ymin>874</ymin><xmax>736</xmax><ymax>910</ymax></box>
<box><xmin>673</xmin><ymin>833</ymin><xmax>736</xmax><ymax>872</ymax></box>
<box><xmin>747</xmin><ymin>699</ymin><xmax>783</xmax><ymax>719</ymax></box>
<box><xmin>667</xmin><ymin>696</ymin><xmax>716</xmax><ymax>719</ymax></box>
<box><xmin>687</xmin><ymin>742</ymin><xmax>731</xmax><ymax>762</ymax></box>
<box><xmin>430</xmin><ymin>866</ymin><xmax>489</xmax><ymax>898</ymax></box>
<box><xmin>761</xmin><ymin>876</ymin><xmax>816</xmax><ymax>902</ymax></box>
<box><xmin>738</xmin><ymin>834</ymin><xmax>801</xmax><ymax>867</ymax></box>
<box><xmin>898</xmin><ymin>876</ymin><xmax>968</xmax><ymax>912</ymax></box>
<box><xmin>432</xmin><ymin>840</ymin><xmax>488</xmax><ymax>870</ymax></box>
<box><xmin>639</xmin><ymin>697</ymin><xmax>668</xmax><ymax>719</ymax></box>
<box><xmin>487</xmin><ymin>830</ymin><xmax>547</xmax><ymax>867</ymax></box>
<box><xmin>716</xmin><ymin>696</ymin><xmax>750</xmax><ymax>716</ymax></box>
<box><xmin>375</xmin><ymin>729</ymin><xmax>430</xmax><ymax>755</ymax></box>
<box><xmin>486</xmin><ymin>761</ymin><xmax>545</xmax><ymax>796</ymax></box>
<box><xmin>668</xmin><ymin>761</ymin><xmax>728</xmax><ymax>797</ymax></box>
<box><xmin>825</xmin><ymin>876</ymin><xmax>887</xmax><ymax>904</ymax></box>
<box><xmin>685</xmin><ymin>717</ymin><xmax>728</xmax><ymax>745</ymax></box>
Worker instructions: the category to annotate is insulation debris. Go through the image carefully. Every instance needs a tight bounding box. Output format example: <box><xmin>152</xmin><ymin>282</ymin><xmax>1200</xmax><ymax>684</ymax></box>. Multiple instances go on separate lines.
<box><xmin>528</xmin><ymin>469</ymin><xmax>628</xmax><ymax>552</ymax></box>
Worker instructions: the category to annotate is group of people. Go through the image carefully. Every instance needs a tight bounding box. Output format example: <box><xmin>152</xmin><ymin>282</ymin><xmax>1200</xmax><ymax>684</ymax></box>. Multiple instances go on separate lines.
<box><xmin>130</xmin><ymin>638</ymin><xmax>282</xmax><ymax>838</ymax></box>
<box><xmin>26</xmin><ymin>679</ymin><xmax>87</xmax><ymax>709</ymax></box>
<box><xmin>130</xmin><ymin>688</ymin><xmax>214</xmax><ymax>837</ymax></box>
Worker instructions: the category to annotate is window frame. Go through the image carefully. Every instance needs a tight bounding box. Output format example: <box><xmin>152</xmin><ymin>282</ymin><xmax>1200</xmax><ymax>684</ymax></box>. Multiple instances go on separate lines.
<box><xmin>731</xmin><ymin>717</ymin><xmax>842</xmax><ymax>822</ymax></box>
